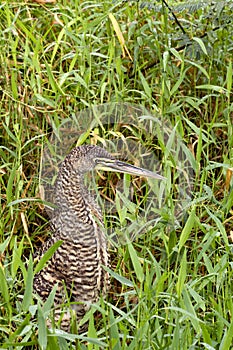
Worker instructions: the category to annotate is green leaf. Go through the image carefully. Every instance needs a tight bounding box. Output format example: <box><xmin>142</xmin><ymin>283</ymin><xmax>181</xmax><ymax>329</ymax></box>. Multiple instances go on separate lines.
<box><xmin>127</xmin><ymin>242</ymin><xmax>144</xmax><ymax>283</ymax></box>
<box><xmin>42</xmin><ymin>284</ymin><xmax>58</xmax><ymax>317</ymax></box>
<box><xmin>178</xmin><ymin>208</ymin><xmax>196</xmax><ymax>252</ymax></box>
<box><xmin>22</xmin><ymin>254</ymin><xmax>34</xmax><ymax>312</ymax></box>
<box><xmin>6</xmin><ymin>163</ymin><xmax>18</xmax><ymax>203</ymax></box>
<box><xmin>196</xmin><ymin>84</ymin><xmax>228</xmax><ymax>94</ymax></box>
<box><xmin>176</xmin><ymin>249</ymin><xmax>187</xmax><ymax>298</ymax></box>
<box><xmin>226</xmin><ymin>61</ymin><xmax>232</xmax><ymax>95</ymax></box>
<box><xmin>206</xmin><ymin>207</ymin><xmax>229</xmax><ymax>246</ymax></box>
<box><xmin>182</xmin><ymin>286</ymin><xmax>200</xmax><ymax>333</ymax></box>
<box><xmin>35</xmin><ymin>94</ymin><xmax>56</xmax><ymax>108</ymax></box>
<box><xmin>87</xmin><ymin>313</ymin><xmax>98</xmax><ymax>349</ymax></box>
<box><xmin>183</xmin><ymin>117</ymin><xmax>210</xmax><ymax>143</ymax></box>
<box><xmin>48</xmin><ymin>331</ymin><xmax>107</xmax><ymax>346</ymax></box>
<box><xmin>0</xmin><ymin>265</ymin><xmax>11</xmax><ymax>312</ymax></box>
<box><xmin>38</xmin><ymin>304</ymin><xmax>48</xmax><ymax>350</ymax></box>
<box><xmin>138</xmin><ymin>70</ymin><xmax>152</xmax><ymax>99</ymax></box>
<box><xmin>219</xmin><ymin>316</ymin><xmax>233</xmax><ymax>350</ymax></box>
<box><xmin>200</xmin><ymin>323</ymin><xmax>212</xmax><ymax>346</ymax></box>
<box><xmin>109</xmin><ymin>307</ymin><xmax>121</xmax><ymax>350</ymax></box>
<box><xmin>11</xmin><ymin>236</ymin><xmax>24</xmax><ymax>280</ymax></box>
<box><xmin>45</xmin><ymin>61</ymin><xmax>65</xmax><ymax>95</ymax></box>
<box><xmin>0</xmin><ymin>236</ymin><xmax>11</xmax><ymax>254</ymax></box>
<box><xmin>103</xmin><ymin>265</ymin><xmax>134</xmax><ymax>287</ymax></box>
<box><xmin>186</xmin><ymin>60</ymin><xmax>209</xmax><ymax>79</ymax></box>
<box><xmin>34</xmin><ymin>240</ymin><xmax>63</xmax><ymax>274</ymax></box>
<box><xmin>193</xmin><ymin>37</ymin><xmax>208</xmax><ymax>55</ymax></box>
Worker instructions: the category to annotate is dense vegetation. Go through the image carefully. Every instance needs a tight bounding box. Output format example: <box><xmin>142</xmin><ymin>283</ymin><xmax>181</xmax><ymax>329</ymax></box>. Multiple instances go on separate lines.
<box><xmin>0</xmin><ymin>1</ymin><xmax>233</xmax><ymax>349</ymax></box>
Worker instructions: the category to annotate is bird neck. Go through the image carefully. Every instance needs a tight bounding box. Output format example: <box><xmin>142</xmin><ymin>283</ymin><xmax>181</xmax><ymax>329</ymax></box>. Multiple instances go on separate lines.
<box><xmin>54</xmin><ymin>169</ymin><xmax>102</xmax><ymax>223</ymax></box>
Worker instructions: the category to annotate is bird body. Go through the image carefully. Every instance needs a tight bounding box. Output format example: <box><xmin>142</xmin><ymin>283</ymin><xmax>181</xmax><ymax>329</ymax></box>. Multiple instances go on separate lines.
<box><xmin>34</xmin><ymin>145</ymin><xmax>164</xmax><ymax>331</ymax></box>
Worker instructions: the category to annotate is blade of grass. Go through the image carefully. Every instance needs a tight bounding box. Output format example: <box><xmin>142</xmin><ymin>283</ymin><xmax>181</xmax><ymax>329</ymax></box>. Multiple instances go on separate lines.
<box><xmin>127</xmin><ymin>241</ymin><xmax>144</xmax><ymax>283</ymax></box>
<box><xmin>34</xmin><ymin>240</ymin><xmax>63</xmax><ymax>274</ymax></box>
<box><xmin>178</xmin><ymin>208</ymin><xmax>196</xmax><ymax>252</ymax></box>
<box><xmin>22</xmin><ymin>254</ymin><xmax>34</xmax><ymax>312</ymax></box>
<box><xmin>176</xmin><ymin>249</ymin><xmax>187</xmax><ymax>298</ymax></box>
<box><xmin>0</xmin><ymin>265</ymin><xmax>11</xmax><ymax>316</ymax></box>
<box><xmin>219</xmin><ymin>317</ymin><xmax>233</xmax><ymax>350</ymax></box>
<box><xmin>38</xmin><ymin>304</ymin><xmax>48</xmax><ymax>350</ymax></box>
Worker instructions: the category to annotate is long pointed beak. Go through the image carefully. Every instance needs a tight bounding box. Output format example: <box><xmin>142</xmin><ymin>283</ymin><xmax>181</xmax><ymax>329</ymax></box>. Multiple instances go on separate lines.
<box><xmin>96</xmin><ymin>159</ymin><xmax>165</xmax><ymax>180</ymax></box>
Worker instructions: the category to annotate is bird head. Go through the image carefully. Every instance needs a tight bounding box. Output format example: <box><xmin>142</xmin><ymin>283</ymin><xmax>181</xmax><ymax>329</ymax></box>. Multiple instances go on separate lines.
<box><xmin>93</xmin><ymin>145</ymin><xmax>165</xmax><ymax>180</ymax></box>
<box><xmin>64</xmin><ymin>145</ymin><xmax>165</xmax><ymax>180</ymax></box>
<box><xmin>94</xmin><ymin>156</ymin><xmax>165</xmax><ymax>180</ymax></box>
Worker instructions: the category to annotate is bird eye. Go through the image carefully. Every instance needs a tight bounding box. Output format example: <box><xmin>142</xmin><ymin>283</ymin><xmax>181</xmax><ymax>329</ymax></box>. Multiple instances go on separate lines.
<box><xmin>95</xmin><ymin>158</ymin><xmax>101</xmax><ymax>165</ymax></box>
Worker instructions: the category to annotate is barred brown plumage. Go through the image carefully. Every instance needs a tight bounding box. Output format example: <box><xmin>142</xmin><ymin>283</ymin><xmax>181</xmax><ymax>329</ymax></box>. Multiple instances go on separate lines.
<box><xmin>33</xmin><ymin>145</ymin><xmax>164</xmax><ymax>332</ymax></box>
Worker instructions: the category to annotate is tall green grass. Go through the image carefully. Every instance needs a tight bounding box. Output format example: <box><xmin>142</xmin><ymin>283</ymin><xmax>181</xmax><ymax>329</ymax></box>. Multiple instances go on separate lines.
<box><xmin>0</xmin><ymin>1</ymin><xmax>232</xmax><ymax>349</ymax></box>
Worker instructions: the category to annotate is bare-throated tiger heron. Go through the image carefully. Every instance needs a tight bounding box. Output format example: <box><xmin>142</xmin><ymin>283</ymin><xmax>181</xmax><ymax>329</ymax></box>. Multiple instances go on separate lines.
<box><xmin>33</xmin><ymin>145</ymin><xmax>164</xmax><ymax>331</ymax></box>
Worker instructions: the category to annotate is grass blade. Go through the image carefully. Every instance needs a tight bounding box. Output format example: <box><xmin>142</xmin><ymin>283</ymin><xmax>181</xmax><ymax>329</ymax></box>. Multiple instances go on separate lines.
<box><xmin>38</xmin><ymin>304</ymin><xmax>47</xmax><ymax>350</ymax></box>
<box><xmin>0</xmin><ymin>265</ymin><xmax>11</xmax><ymax>314</ymax></box>
<box><xmin>178</xmin><ymin>208</ymin><xmax>196</xmax><ymax>252</ymax></box>
<box><xmin>176</xmin><ymin>249</ymin><xmax>187</xmax><ymax>298</ymax></box>
<box><xmin>22</xmin><ymin>254</ymin><xmax>33</xmax><ymax>312</ymax></box>
<box><xmin>34</xmin><ymin>240</ymin><xmax>63</xmax><ymax>274</ymax></box>
<box><xmin>127</xmin><ymin>242</ymin><xmax>144</xmax><ymax>283</ymax></box>
<box><xmin>219</xmin><ymin>317</ymin><xmax>233</xmax><ymax>350</ymax></box>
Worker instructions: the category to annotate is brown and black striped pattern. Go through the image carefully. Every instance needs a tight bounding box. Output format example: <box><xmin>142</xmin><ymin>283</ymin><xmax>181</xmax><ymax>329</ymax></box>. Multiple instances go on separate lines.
<box><xmin>34</xmin><ymin>145</ymin><xmax>111</xmax><ymax>332</ymax></box>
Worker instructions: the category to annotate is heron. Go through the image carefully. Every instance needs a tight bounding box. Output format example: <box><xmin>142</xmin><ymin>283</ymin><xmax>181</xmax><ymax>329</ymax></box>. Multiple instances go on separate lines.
<box><xmin>33</xmin><ymin>145</ymin><xmax>164</xmax><ymax>332</ymax></box>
